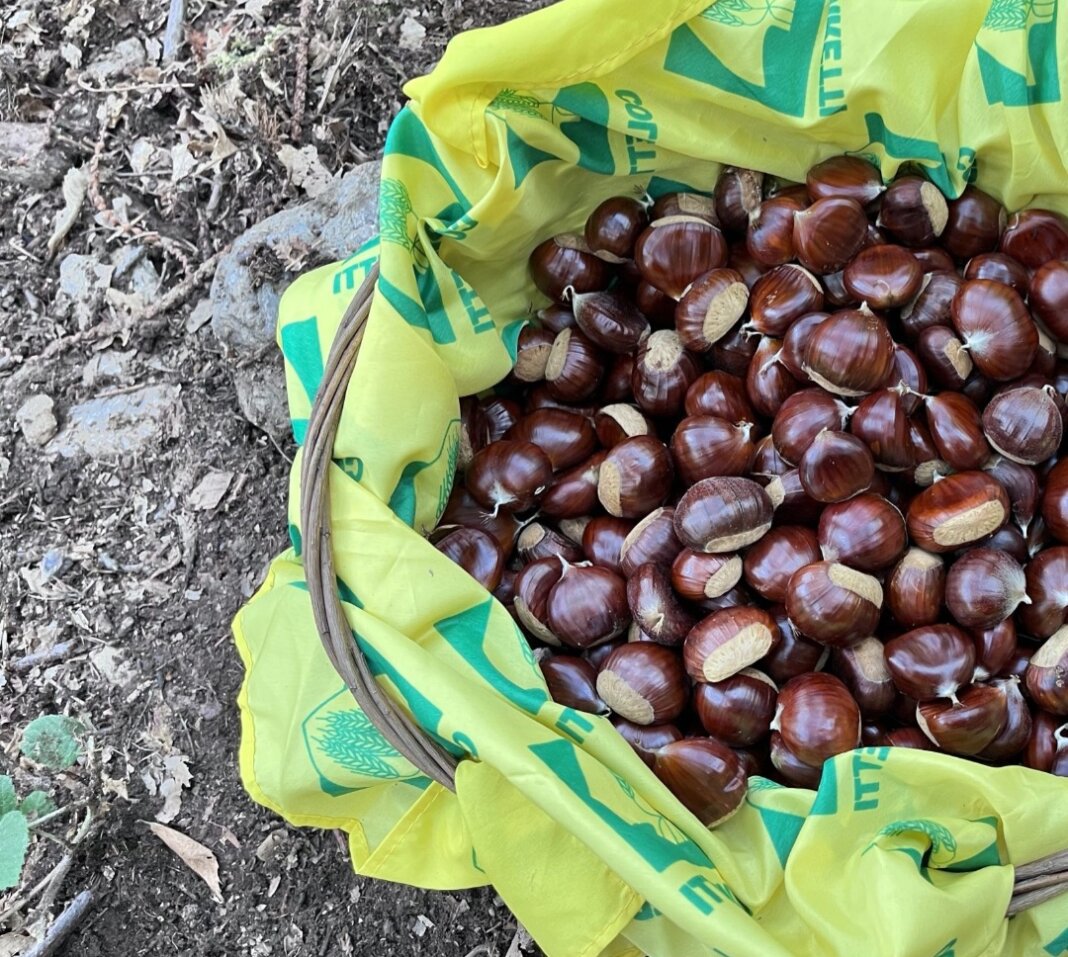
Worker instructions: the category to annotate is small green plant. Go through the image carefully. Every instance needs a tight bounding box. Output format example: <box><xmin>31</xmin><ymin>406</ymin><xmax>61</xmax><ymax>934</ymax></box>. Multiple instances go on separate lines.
<box><xmin>0</xmin><ymin>715</ymin><xmax>83</xmax><ymax>890</ymax></box>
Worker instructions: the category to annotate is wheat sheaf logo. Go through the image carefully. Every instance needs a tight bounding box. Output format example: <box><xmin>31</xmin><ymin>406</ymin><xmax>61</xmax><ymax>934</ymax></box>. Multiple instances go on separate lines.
<box><xmin>877</xmin><ymin>818</ymin><xmax>959</xmax><ymax>860</ymax></box>
<box><xmin>983</xmin><ymin>0</ymin><xmax>1055</xmax><ymax>30</ymax></box>
<box><xmin>699</xmin><ymin>0</ymin><xmax>795</xmax><ymax>27</ymax></box>
<box><xmin>312</xmin><ymin>708</ymin><xmax>405</xmax><ymax>780</ymax></box>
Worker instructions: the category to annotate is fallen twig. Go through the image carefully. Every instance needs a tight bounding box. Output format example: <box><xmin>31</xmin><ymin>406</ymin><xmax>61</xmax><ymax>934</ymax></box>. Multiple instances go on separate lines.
<box><xmin>10</xmin><ymin>641</ymin><xmax>78</xmax><ymax>673</ymax></box>
<box><xmin>24</xmin><ymin>889</ymin><xmax>94</xmax><ymax>957</ymax></box>
<box><xmin>291</xmin><ymin>0</ymin><xmax>313</xmax><ymax>142</ymax></box>
<box><xmin>162</xmin><ymin>0</ymin><xmax>187</xmax><ymax>62</ymax></box>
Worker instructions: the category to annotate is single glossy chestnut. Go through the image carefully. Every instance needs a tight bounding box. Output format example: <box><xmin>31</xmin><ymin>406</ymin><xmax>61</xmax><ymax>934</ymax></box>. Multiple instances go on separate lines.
<box><xmin>516</xmin><ymin>522</ymin><xmax>585</xmax><ymax>564</ymax></box>
<box><xmin>612</xmin><ymin>717</ymin><xmax>683</xmax><ymax>768</ymax></box>
<box><xmin>802</xmin><ymin>308</ymin><xmax>895</xmax><ymax>397</ymax></box>
<box><xmin>779</xmin><ymin>311</ymin><xmax>828</xmax><ymax>381</ymax></box>
<box><xmin>760</xmin><ymin>606</ymin><xmax>829</xmax><ymax>683</ymax></box>
<box><xmin>746</xmin><ymin>335</ymin><xmax>800</xmax><ymax>418</ymax></box>
<box><xmin>546</xmin><ymin>562</ymin><xmax>629</xmax><ymax>649</ymax></box>
<box><xmin>514</xmin><ymin>557</ymin><xmax>565</xmax><ymax>645</ymax></box>
<box><xmin>765</xmin><ymin>469</ymin><xmax>825</xmax><ymax>527</ymax></box>
<box><xmin>769</xmin><ymin>731</ymin><xmax>823</xmax><ymax>787</ymax></box>
<box><xmin>1044</xmin><ymin>459</ymin><xmax>1068</xmax><ymax>545</ymax></box>
<box><xmin>951</xmin><ymin>279</ymin><xmax>1038</xmax><ymax>381</ymax></box>
<box><xmin>912</xmin><ymin>246</ymin><xmax>956</xmax><ymax>272</ymax></box>
<box><xmin>582</xmin><ymin>516</ymin><xmax>634</xmax><ymax>573</ymax></box>
<box><xmin>821</xmin><ymin>269</ymin><xmax>857</xmax><ymax>308</ymax></box>
<box><xmin>537</xmin><ymin>304</ymin><xmax>576</xmax><ymax>334</ymax></box>
<box><xmin>713</xmin><ymin>321</ymin><xmax>760</xmax><ymax>377</ymax></box>
<box><xmin>886</xmin><ymin>548</ymin><xmax>945</xmax><ymax>627</ymax></box>
<box><xmin>1028</xmin><ymin>260</ymin><xmax>1068</xmax><ymax>343</ymax></box>
<box><xmin>942</xmin><ymin>185</ymin><xmax>1006</xmax><ymax>259</ymax></box>
<box><xmin>438</xmin><ymin>484</ymin><xmax>519</xmax><ymax>553</ymax></box>
<box><xmin>1024</xmin><ymin>711</ymin><xmax>1068</xmax><ymax>772</ymax></box>
<box><xmin>514</xmin><ymin>326</ymin><xmax>555</xmax><ymax>383</ymax></box>
<box><xmin>632</xmin><ymin>329</ymin><xmax>701</xmax><ymax>417</ymax></box>
<box><xmin>540</xmin><ymin>451</ymin><xmax>606</xmax><ymax>519</ymax></box>
<box><xmin>1018</xmin><ymin>546</ymin><xmax>1068</xmax><ymax>638</ymax></box>
<box><xmin>771</xmin><ymin>672</ymin><xmax>861</xmax><ymax>767</ymax></box>
<box><xmin>906</xmin><ymin>470</ymin><xmax>1009</xmax><ymax>553</ymax></box>
<box><xmin>975</xmin><ymin>525</ymin><xmax>1029</xmax><ymax>564</ymax></box>
<box><xmin>435</xmin><ymin>526</ymin><xmax>505</xmax><ymax>592</ymax></box>
<box><xmin>597</xmin><ymin>436</ymin><xmax>674</xmax><ymax>519</ymax></box>
<box><xmin>1025</xmin><ymin>626</ymin><xmax>1068</xmax><ymax>715</ymax></box>
<box><xmin>792</xmin><ymin>197</ymin><xmax>868</xmax><ymax>275</ymax></box>
<box><xmin>465</xmin><ymin>440</ymin><xmax>553</xmax><ymax>514</ymax></box>
<box><xmin>544</xmin><ymin>328</ymin><xmax>604</xmax><ymax>401</ymax></box>
<box><xmin>585</xmin><ymin>195</ymin><xmax>649</xmax><ymax>261</ymax></box>
<box><xmin>806</xmin><ymin>155</ymin><xmax>884</xmax><ymax>205</ymax></box>
<box><xmin>976</xmin><ymin>677</ymin><xmax>1032</xmax><ymax>762</ymax></box>
<box><xmin>771</xmin><ymin>388</ymin><xmax>851</xmax><ymax>465</ymax></box>
<box><xmin>674</xmin><ymin>476</ymin><xmax>774</xmax><ymax>553</ymax></box>
<box><xmin>747</xmin><ymin>192</ymin><xmax>807</xmax><ymax>266</ymax></box>
<box><xmin>884</xmin><ymin>345</ymin><xmax>927</xmax><ymax>415</ymax></box>
<box><xmin>571</xmin><ymin>289</ymin><xmax>650</xmax><ymax>354</ymax></box>
<box><xmin>818</xmin><ymin>493</ymin><xmax>907</xmax><ymax>572</ymax></box>
<box><xmin>619</xmin><ymin>507</ymin><xmax>682</xmax><ymax>577</ymax></box>
<box><xmin>877</xmin><ymin>175</ymin><xmax>948</xmax><ymax>246</ymax></box>
<box><xmin>671</xmin><ymin>549</ymin><xmax>743</xmax><ymax>602</ymax></box>
<box><xmin>917</xmin><ymin>682</ymin><xmax>1008</xmax><ymax>755</ymax></box>
<box><xmin>799</xmin><ymin>430</ymin><xmax>875</xmax><ymax>503</ymax></box>
<box><xmin>714</xmin><ymin>166</ymin><xmax>764</xmax><ymax>233</ymax></box>
<box><xmin>684</xmin><ymin>606</ymin><xmax>780</xmax><ymax>683</ymax></box>
<box><xmin>743</xmin><ymin>525</ymin><xmax>821</xmax><ymax>603</ymax></box>
<box><xmin>540</xmin><ymin>655</ymin><xmax>609</xmax><ymax>714</ymax></box>
<box><xmin>635</xmin><ymin>216</ymin><xmax>728</xmax><ymax>299</ymax></box>
<box><xmin>832</xmin><ymin>636</ymin><xmax>896</xmax><ymax>716</ymax></box>
<box><xmin>750</xmin><ymin>435</ymin><xmax>792</xmax><ymax>482</ymax></box>
<box><xmin>972</xmin><ymin>618</ymin><xmax>1018</xmax><ymax>682</ymax></box>
<box><xmin>916</xmin><ymin>325</ymin><xmax>974</xmax><ymax>390</ymax></box>
<box><xmin>747</xmin><ymin>264</ymin><xmax>824</xmax><ymax>336</ymax></box>
<box><xmin>899</xmin><ymin>270</ymin><xmax>962</xmax><ymax>340</ymax></box>
<box><xmin>627</xmin><ymin>562</ymin><xmax>696</xmax><ymax>647</ymax></box>
<box><xmin>963</xmin><ymin>252</ymin><xmax>1029</xmax><ymax>296</ymax></box>
<box><xmin>924</xmin><ymin>391</ymin><xmax>992</xmax><ymax>471</ymax></box>
<box><xmin>843</xmin><ymin>244</ymin><xmax>922</xmax><ymax>309</ymax></box>
<box><xmin>530</xmin><ymin>233</ymin><xmax>612</xmax><ymax>302</ymax></box>
<box><xmin>596</xmin><ymin>642</ymin><xmax>688</xmax><ymax>724</ymax></box>
<box><xmin>674</xmin><ymin>268</ymin><xmax>749</xmax><ymax>352</ymax></box>
<box><xmin>652</xmin><ymin>192</ymin><xmax>718</xmax><ymax>225</ymax></box>
<box><xmin>785</xmin><ymin>560</ymin><xmax>883</xmax><ymax>647</ymax></box>
<box><xmin>593</xmin><ymin>404</ymin><xmax>650</xmax><ymax>450</ymax></box>
<box><xmin>671</xmin><ymin>416</ymin><xmax>756</xmax><ymax>484</ymax></box>
<box><xmin>944</xmin><ymin>547</ymin><xmax>1029</xmax><ymax>631</ymax></box>
<box><xmin>983</xmin><ymin>457</ymin><xmax>1039</xmax><ymax>532</ymax></box>
<box><xmin>999</xmin><ymin>208</ymin><xmax>1068</xmax><ymax>269</ymax></box>
<box><xmin>506</xmin><ymin>408</ymin><xmax>597</xmax><ymax>471</ymax></box>
<box><xmin>652</xmin><ymin>737</ymin><xmax>748</xmax><ymax>826</ymax></box>
<box><xmin>982</xmin><ymin>386</ymin><xmax>1062</xmax><ymax>467</ymax></box>
<box><xmin>850</xmin><ymin>388</ymin><xmax>913</xmax><ymax>472</ymax></box>
<box><xmin>684</xmin><ymin>371</ymin><xmax>756</xmax><ymax>426</ymax></box>
<box><xmin>694</xmin><ymin>668</ymin><xmax>778</xmax><ymax>747</ymax></box>
<box><xmin>884</xmin><ymin>624</ymin><xmax>977</xmax><ymax>701</ymax></box>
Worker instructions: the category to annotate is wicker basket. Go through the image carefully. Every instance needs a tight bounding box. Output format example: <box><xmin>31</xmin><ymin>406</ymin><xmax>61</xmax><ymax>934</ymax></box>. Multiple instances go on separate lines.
<box><xmin>300</xmin><ymin>267</ymin><xmax>1068</xmax><ymax>917</ymax></box>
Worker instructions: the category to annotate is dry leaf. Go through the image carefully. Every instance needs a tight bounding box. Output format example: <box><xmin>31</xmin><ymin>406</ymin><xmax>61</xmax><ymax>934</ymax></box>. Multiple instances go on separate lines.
<box><xmin>188</xmin><ymin>470</ymin><xmax>233</xmax><ymax>511</ymax></box>
<box><xmin>0</xmin><ymin>932</ymin><xmax>34</xmax><ymax>957</ymax></box>
<box><xmin>148</xmin><ymin>822</ymin><xmax>223</xmax><ymax>902</ymax></box>
<box><xmin>399</xmin><ymin>15</ymin><xmax>426</xmax><ymax>50</ymax></box>
<box><xmin>276</xmin><ymin>144</ymin><xmax>334</xmax><ymax>198</ymax></box>
<box><xmin>156</xmin><ymin>753</ymin><xmax>192</xmax><ymax>823</ymax></box>
<box><xmin>48</xmin><ymin>166</ymin><xmax>89</xmax><ymax>256</ymax></box>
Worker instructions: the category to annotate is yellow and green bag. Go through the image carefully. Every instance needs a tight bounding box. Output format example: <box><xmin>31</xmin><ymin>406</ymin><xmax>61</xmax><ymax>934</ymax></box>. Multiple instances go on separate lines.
<box><xmin>233</xmin><ymin>2</ymin><xmax>1068</xmax><ymax>953</ymax></box>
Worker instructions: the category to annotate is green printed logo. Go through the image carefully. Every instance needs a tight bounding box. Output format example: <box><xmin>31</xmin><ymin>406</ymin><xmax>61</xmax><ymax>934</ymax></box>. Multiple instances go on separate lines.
<box><xmin>818</xmin><ymin>1</ymin><xmax>845</xmax><ymax>116</ymax></box>
<box><xmin>615</xmin><ymin>90</ymin><xmax>658</xmax><ymax>175</ymax></box>
<box><xmin>387</xmin><ymin>419</ymin><xmax>459</xmax><ymax>529</ymax></box>
<box><xmin>379</xmin><ymin>177</ymin><xmax>425</xmax><ymax>266</ymax></box>
<box><xmin>665</xmin><ymin>0</ymin><xmax>824</xmax><ymax>117</ymax></box>
<box><xmin>851</xmin><ymin>746</ymin><xmax>889</xmax><ymax>811</ymax></box>
<box><xmin>874</xmin><ymin>819</ymin><xmax>958</xmax><ymax>862</ymax></box>
<box><xmin>1045</xmin><ymin>925</ymin><xmax>1068</xmax><ymax>954</ymax></box>
<box><xmin>552</xmin><ymin>84</ymin><xmax>614</xmax><ymax>174</ymax></box>
<box><xmin>977</xmin><ymin>0</ymin><xmax>1060</xmax><ymax>105</ymax></box>
<box><xmin>332</xmin><ymin>237</ymin><xmax>380</xmax><ymax>296</ymax></box>
<box><xmin>488</xmin><ymin>88</ymin><xmax>546</xmax><ymax>118</ymax></box>
<box><xmin>934</xmin><ymin>940</ymin><xmax>957</xmax><ymax>957</ymax></box>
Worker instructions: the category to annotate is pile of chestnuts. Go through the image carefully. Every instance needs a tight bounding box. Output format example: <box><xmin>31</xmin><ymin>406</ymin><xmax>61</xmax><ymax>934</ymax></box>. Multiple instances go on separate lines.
<box><xmin>432</xmin><ymin>155</ymin><xmax>1068</xmax><ymax>828</ymax></box>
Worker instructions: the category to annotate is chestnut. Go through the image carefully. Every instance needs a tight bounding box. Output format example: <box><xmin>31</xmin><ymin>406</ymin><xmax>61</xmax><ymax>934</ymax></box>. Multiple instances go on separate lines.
<box><xmin>742</xmin><ymin>525</ymin><xmax>821</xmax><ymax>603</ymax></box>
<box><xmin>597</xmin><ymin>435</ymin><xmax>674</xmax><ymax>519</ymax></box>
<box><xmin>438</xmin><ymin>484</ymin><xmax>518</xmax><ymax>553</ymax></box>
<box><xmin>799</xmin><ymin>430</ymin><xmax>875</xmax><ymax>503</ymax></box>
<box><xmin>983</xmin><ymin>456</ymin><xmax>1039</xmax><ymax>532</ymax></box>
<box><xmin>771</xmin><ymin>388</ymin><xmax>851</xmax><ymax>465</ymax></box>
<box><xmin>612</xmin><ymin>717</ymin><xmax>682</xmax><ymax>768</ymax></box>
<box><xmin>571</xmin><ymin>289</ymin><xmax>650</xmax><ymax>354</ymax></box>
<box><xmin>785</xmin><ymin>560</ymin><xmax>883</xmax><ymax>648</ymax></box>
<box><xmin>761</xmin><ymin>607</ymin><xmax>829</xmax><ymax>683</ymax></box>
<box><xmin>465</xmin><ymin>440</ymin><xmax>553</xmax><ymax>514</ymax></box>
<box><xmin>806</xmin><ymin>155</ymin><xmax>884</xmax><ymax>205</ymax></box>
<box><xmin>529</xmin><ymin>233</ymin><xmax>612</xmax><ymax>302</ymax></box>
<box><xmin>517</xmin><ymin>522</ymin><xmax>585</xmax><ymax>564</ymax></box>
<box><xmin>817</xmin><ymin>493</ymin><xmax>907</xmax><ymax>572</ymax></box>
<box><xmin>842</xmin><ymin>244</ymin><xmax>922</xmax><ymax>309</ymax></box>
<box><xmin>886</xmin><ymin>548</ymin><xmax>945</xmax><ymax>628</ymax></box>
<box><xmin>671</xmin><ymin>415</ymin><xmax>756</xmax><ymax>484</ymax></box>
<box><xmin>912</xmin><ymin>246</ymin><xmax>956</xmax><ymax>273</ymax></box>
<box><xmin>593</xmin><ymin>403</ymin><xmax>652</xmax><ymax>449</ymax></box>
<box><xmin>849</xmin><ymin>388</ymin><xmax>912</xmax><ymax>472</ymax></box>
<box><xmin>652</xmin><ymin>192</ymin><xmax>718</xmax><ymax>225</ymax></box>
<box><xmin>899</xmin><ymin>270</ymin><xmax>962</xmax><ymax>340</ymax></box>
<box><xmin>1028</xmin><ymin>259</ymin><xmax>1068</xmax><ymax>343</ymax></box>
<box><xmin>671</xmin><ymin>549</ymin><xmax>743</xmax><ymax>601</ymax></box>
<box><xmin>877</xmin><ymin>175</ymin><xmax>948</xmax><ymax>246</ymax></box>
<box><xmin>750</xmin><ymin>435</ymin><xmax>792</xmax><ymax>481</ymax></box>
<box><xmin>674</xmin><ymin>268</ymin><xmax>749</xmax><ymax>352</ymax></box>
<box><xmin>632</xmin><ymin>330</ymin><xmax>701</xmax><ymax>417</ymax></box>
<box><xmin>712</xmin><ymin>321</ymin><xmax>760</xmax><ymax>376</ymax></box>
<box><xmin>942</xmin><ymin>185</ymin><xmax>1006</xmax><ymax>259</ymax></box>
<box><xmin>596</xmin><ymin>642</ymin><xmax>687</xmax><ymax>724</ymax></box>
<box><xmin>540</xmin><ymin>655</ymin><xmax>609</xmax><ymax>715</ymax></box>
<box><xmin>747</xmin><ymin>192</ymin><xmax>807</xmax><ymax>266</ymax></box>
<box><xmin>917</xmin><ymin>683</ymin><xmax>1008</xmax><ymax>755</ymax></box>
<box><xmin>684</xmin><ymin>370</ymin><xmax>756</xmax><ymax>423</ymax></box>
<box><xmin>634</xmin><ymin>216</ymin><xmax>728</xmax><ymax>299</ymax></box>
<box><xmin>916</xmin><ymin>324</ymin><xmax>973</xmax><ymax>391</ymax></box>
<box><xmin>652</xmin><ymin>737</ymin><xmax>748</xmax><ymax>826</ymax></box>
<box><xmin>944</xmin><ymin>547</ymin><xmax>1029</xmax><ymax>631</ymax></box>
<box><xmin>585</xmin><ymin>195</ymin><xmax>648</xmax><ymax>261</ymax></box>
<box><xmin>771</xmin><ymin>672</ymin><xmax>861</xmax><ymax>767</ymax></box>
<box><xmin>694</xmin><ymin>668</ymin><xmax>777</xmax><ymax>747</ymax></box>
<box><xmin>636</xmin><ymin>280</ymin><xmax>676</xmax><ymax>326</ymax></box>
<box><xmin>769</xmin><ymin>731</ymin><xmax>823</xmax><ymax>788</ymax></box>
<box><xmin>627</xmin><ymin>563</ymin><xmax>696</xmax><ymax>646</ymax></box>
<box><xmin>976</xmin><ymin>677</ymin><xmax>1032</xmax><ymax>762</ymax></box>
<box><xmin>951</xmin><ymin>280</ymin><xmax>1038</xmax><ymax>382</ymax></box>
<box><xmin>1044</xmin><ymin>459</ymin><xmax>1068</xmax><ymax>544</ymax></box>
<box><xmin>962</xmin><ymin>252</ymin><xmax>1029</xmax><ymax>296</ymax></box>
<box><xmin>546</xmin><ymin>562</ymin><xmax>629</xmax><ymax>649</ymax></box>
<box><xmin>905</xmin><ymin>470</ymin><xmax>1009</xmax><ymax>553</ymax></box>
<box><xmin>832</xmin><ymin>636</ymin><xmax>896</xmax><ymax>716</ymax></box>
<box><xmin>715</xmin><ymin>166</ymin><xmax>764</xmax><ymax>233</ymax></box>
<box><xmin>884</xmin><ymin>344</ymin><xmax>927</xmax><ymax>415</ymax></box>
<box><xmin>792</xmin><ymin>197</ymin><xmax>868</xmax><ymax>274</ymax></box>
<box><xmin>619</xmin><ymin>507</ymin><xmax>682</xmax><ymax>577</ymax></box>
<box><xmin>582</xmin><ymin>516</ymin><xmax>633</xmax><ymax>573</ymax></box>
<box><xmin>674</xmin><ymin>476</ymin><xmax>774</xmax><ymax>553</ymax></box>
<box><xmin>540</xmin><ymin>451</ymin><xmax>606</xmax><ymax>519</ymax></box>
<box><xmin>999</xmin><ymin>207</ymin><xmax>1068</xmax><ymax>269</ymax></box>
<box><xmin>684</xmin><ymin>606</ymin><xmax>780</xmax><ymax>683</ymax></box>
<box><xmin>1024</xmin><ymin>711</ymin><xmax>1068</xmax><ymax>772</ymax></box>
<box><xmin>779</xmin><ymin>311</ymin><xmax>829</xmax><ymax>381</ymax></box>
<box><xmin>821</xmin><ymin>269</ymin><xmax>856</xmax><ymax>307</ymax></box>
<box><xmin>1025</xmin><ymin>626</ymin><xmax>1068</xmax><ymax>715</ymax></box>
<box><xmin>982</xmin><ymin>385</ymin><xmax>1062</xmax><ymax>466</ymax></box>
<box><xmin>883</xmin><ymin>728</ymin><xmax>935</xmax><ymax>750</ymax></box>
<box><xmin>514</xmin><ymin>557</ymin><xmax>565</xmax><ymax>645</ymax></box>
<box><xmin>537</xmin><ymin>304</ymin><xmax>576</xmax><ymax>334</ymax></box>
<box><xmin>544</xmin><ymin>328</ymin><xmax>604</xmax><ymax>401</ymax></box>
<box><xmin>435</xmin><ymin>526</ymin><xmax>505</xmax><ymax>592</ymax></box>
<box><xmin>802</xmin><ymin>308</ymin><xmax>895</xmax><ymax>397</ymax></box>
<box><xmin>765</xmin><ymin>468</ymin><xmax>825</xmax><ymax>527</ymax></box>
<box><xmin>746</xmin><ymin>264</ymin><xmax>824</xmax><ymax>338</ymax></box>
<box><xmin>1018</xmin><ymin>546</ymin><xmax>1068</xmax><ymax>639</ymax></box>
<box><xmin>746</xmin><ymin>335</ymin><xmax>800</xmax><ymax>418</ymax></box>
<box><xmin>513</xmin><ymin>326</ymin><xmax>555</xmax><ymax>383</ymax></box>
<box><xmin>506</xmin><ymin>408</ymin><xmax>597</xmax><ymax>471</ymax></box>
<box><xmin>884</xmin><ymin>624</ymin><xmax>976</xmax><ymax>701</ymax></box>
<box><xmin>924</xmin><ymin>391</ymin><xmax>992</xmax><ymax>471</ymax></box>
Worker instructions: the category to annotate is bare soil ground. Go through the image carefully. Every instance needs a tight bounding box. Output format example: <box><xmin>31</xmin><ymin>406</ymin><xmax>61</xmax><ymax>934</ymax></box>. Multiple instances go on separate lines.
<box><xmin>0</xmin><ymin>2</ymin><xmax>550</xmax><ymax>954</ymax></box>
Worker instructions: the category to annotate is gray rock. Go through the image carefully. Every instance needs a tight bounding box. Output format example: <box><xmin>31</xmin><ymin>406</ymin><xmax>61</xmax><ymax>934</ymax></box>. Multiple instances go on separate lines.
<box><xmin>211</xmin><ymin>159</ymin><xmax>380</xmax><ymax>355</ymax></box>
<box><xmin>234</xmin><ymin>357</ymin><xmax>291</xmax><ymax>444</ymax></box>
<box><xmin>82</xmin><ymin>349</ymin><xmax>136</xmax><ymax>388</ymax></box>
<box><xmin>59</xmin><ymin>254</ymin><xmax>113</xmax><ymax>327</ymax></box>
<box><xmin>49</xmin><ymin>384</ymin><xmax>183</xmax><ymax>459</ymax></box>
<box><xmin>84</xmin><ymin>38</ymin><xmax>146</xmax><ymax>83</ymax></box>
<box><xmin>16</xmin><ymin>394</ymin><xmax>58</xmax><ymax>446</ymax></box>
<box><xmin>0</xmin><ymin>122</ymin><xmax>70</xmax><ymax>189</ymax></box>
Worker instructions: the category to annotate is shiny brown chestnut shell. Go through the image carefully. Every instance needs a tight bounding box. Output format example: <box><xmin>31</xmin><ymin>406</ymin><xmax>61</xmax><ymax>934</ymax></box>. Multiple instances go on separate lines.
<box><xmin>747</xmin><ymin>264</ymin><xmax>824</xmax><ymax>337</ymax></box>
<box><xmin>771</xmin><ymin>388</ymin><xmax>851</xmax><ymax>466</ymax></box>
<box><xmin>806</xmin><ymin>155</ymin><xmax>884</xmax><ymax>205</ymax></box>
<box><xmin>963</xmin><ymin>252</ymin><xmax>1029</xmax><ymax>296</ymax></box>
<box><xmin>585</xmin><ymin>195</ymin><xmax>649</xmax><ymax>261</ymax></box>
<box><xmin>571</xmin><ymin>289</ymin><xmax>650</xmax><ymax>354</ymax></box>
<box><xmin>900</xmin><ymin>270</ymin><xmax>962</xmax><ymax>341</ymax></box>
<box><xmin>884</xmin><ymin>624</ymin><xmax>976</xmax><ymax>702</ymax></box>
<box><xmin>747</xmin><ymin>192</ymin><xmax>808</xmax><ymax>267</ymax></box>
<box><xmin>596</xmin><ymin>642</ymin><xmax>688</xmax><ymax>724</ymax></box>
<box><xmin>877</xmin><ymin>175</ymin><xmax>948</xmax><ymax>247</ymax></box>
<box><xmin>634</xmin><ymin>216</ymin><xmax>728</xmax><ymax>299</ymax></box>
<box><xmin>942</xmin><ymin>185</ymin><xmax>1006</xmax><ymax>259</ymax></box>
<box><xmin>671</xmin><ymin>549</ymin><xmax>743</xmax><ymax>601</ymax></box>
<box><xmin>540</xmin><ymin>655</ymin><xmax>609</xmax><ymax>715</ymax></box>
<box><xmin>619</xmin><ymin>507</ymin><xmax>682</xmax><ymax>577</ymax></box>
<box><xmin>886</xmin><ymin>548</ymin><xmax>945</xmax><ymax>628</ymax></box>
<box><xmin>944</xmin><ymin>547</ymin><xmax>1029</xmax><ymax>631</ymax></box>
<box><xmin>905</xmin><ymin>470</ymin><xmax>1009</xmax><ymax>553</ymax></box>
<box><xmin>771</xmin><ymin>672</ymin><xmax>861</xmax><ymax>767</ymax></box>
<box><xmin>652</xmin><ymin>737</ymin><xmax>748</xmax><ymax>826</ymax></box>
<box><xmin>685</xmin><ymin>369</ymin><xmax>757</xmax><ymax>424</ymax></box>
<box><xmin>547</xmin><ymin>563</ymin><xmax>630</xmax><ymax>649</ymax></box>
<box><xmin>742</xmin><ymin>525</ymin><xmax>821</xmax><ymax>603</ymax></box>
<box><xmin>982</xmin><ymin>386</ymin><xmax>1062</xmax><ymax>466</ymax></box>
<box><xmin>684</xmin><ymin>606</ymin><xmax>780</xmax><ymax>683</ymax></box>
<box><xmin>802</xmin><ymin>308</ymin><xmax>895</xmax><ymax>397</ymax></box>
<box><xmin>1025</xmin><ymin>627</ymin><xmax>1068</xmax><ymax>715</ymax></box>
<box><xmin>530</xmin><ymin>233</ymin><xmax>612</xmax><ymax>302</ymax></box>
<box><xmin>817</xmin><ymin>493</ymin><xmax>907</xmax><ymax>572</ymax></box>
<box><xmin>1044</xmin><ymin>460</ymin><xmax>1068</xmax><ymax>545</ymax></box>
<box><xmin>544</xmin><ymin>328</ymin><xmax>604</xmax><ymax>401</ymax></box>
<box><xmin>785</xmin><ymin>560</ymin><xmax>883</xmax><ymax>648</ymax></box>
<box><xmin>799</xmin><ymin>430</ymin><xmax>875</xmax><ymax>504</ymax></box>
<box><xmin>627</xmin><ymin>562</ymin><xmax>696</xmax><ymax>647</ymax></box>
<box><xmin>612</xmin><ymin>718</ymin><xmax>683</xmax><ymax>768</ymax></box>
<box><xmin>950</xmin><ymin>279</ymin><xmax>1038</xmax><ymax>382</ymax></box>
<box><xmin>694</xmin><ymin>668</ymin><xmax>778</xmax><ymax>747</ymax></box>
<box><xmin>843</xmin><ymin>244</ymin><xmax>922</xmax><ymax>309</ymax></box>
<box><xmin>1029</xmin><ymin>259</ymin><xmax>1068</xmax><ymax>343</ymax></box>
<box><xmin>675</xmin><ymin>268</ymin><xmax>749</xmax><ymax>352</ymax></box>
<box><xmin>599</xmin><ymin>351</ymin><xmax>635</xmax><ymax>401</ymax></box>
<box><xmin>674</xmin><ymin>476</ymin><xmax>774</xmax><ymax>553</ymax></box>
<box><xmin>465</xmin><ymin>440</ymin><xmax>553</xmax><ymax>514</ymax></box>
<box><xmin>924</xmin><ymin>391</ymin><xmax>992</xmax><ymax>471</ymax></box>
<box><xmin>671</xmin><ymin>416</ymin><xmax>756</xmax><ymax>484</ymax></box>
<box><xmin>832</xmin><ymin>636</ymin><xmax>896</xmax><ymax>717</ymax></box>
<box><xmin>632</xmin><ymin>329</ymin><xmax>701</xmax><ymax>417</ymax></box>
<box><xmin>597</xmin><ymin>436</ymin><xmax>674</xmax><ymax>519</ymax></box>
<box><xmin>435</xmin><ymin>526</ymin><xmax>505</xmax><ymax>592</ymax></box>
<box><xmin>999</xmin><ymin>208</ymin><xmax>1068</xmax><ymax>269</ymax></box>
<box><xmin>792</xmin><ymin>197</ymin><xmax>868</xmax><ymax>275</ymax></box>
<box><xmin>715</xmin><ymin>166</ymin><xmax>764</xmax><ymax>233</ymax></box>
<box><xmin>916</xmin><ymin>683</ymin><xmax>1008</xmax><ymax>755</ymax></box>
<box><xmin>506</xmin><ymin>407</ymin><xmax>597</xmax><ymax>471</ymax></box>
